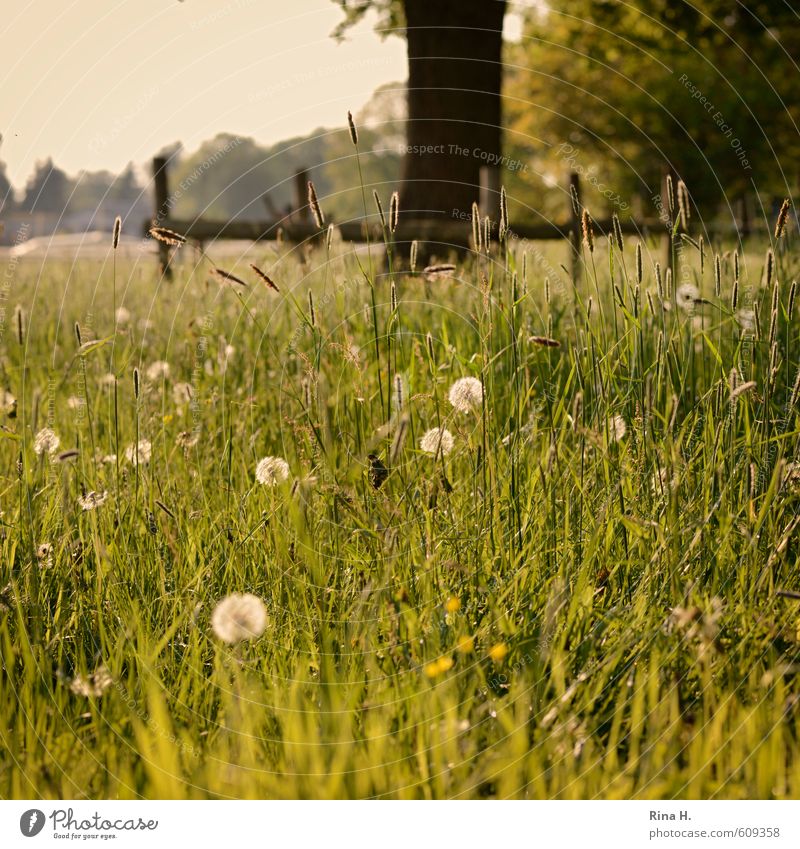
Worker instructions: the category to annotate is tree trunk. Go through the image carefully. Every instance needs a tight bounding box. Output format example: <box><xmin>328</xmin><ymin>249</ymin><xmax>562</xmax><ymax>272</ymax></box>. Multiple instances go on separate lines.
<box><xmin>400</xmin><ymin>0</ymin><xmax>506</xmax><ymax>246</ymax></box>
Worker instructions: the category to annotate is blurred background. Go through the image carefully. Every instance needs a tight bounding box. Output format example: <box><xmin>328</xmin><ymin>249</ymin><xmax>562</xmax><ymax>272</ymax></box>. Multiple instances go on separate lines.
<box><xmin>0</xmin><ymin>0</ymin><xmax>796</xmax><ymax>249</ymax></box>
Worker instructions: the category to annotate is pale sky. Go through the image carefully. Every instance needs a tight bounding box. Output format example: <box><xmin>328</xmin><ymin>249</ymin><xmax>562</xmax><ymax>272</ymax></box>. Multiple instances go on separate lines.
<box><xmin>0</xmin><ymin>0</ymin><xmax>409</xmax><ymax>187</ymax></box>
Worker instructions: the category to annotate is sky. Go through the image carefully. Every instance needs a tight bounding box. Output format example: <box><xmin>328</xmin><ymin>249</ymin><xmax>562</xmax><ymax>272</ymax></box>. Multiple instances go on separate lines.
<box><xmin>0</xmin><ymin>0</ymin><xmax>410</xmax><ymax>188</ymax></box>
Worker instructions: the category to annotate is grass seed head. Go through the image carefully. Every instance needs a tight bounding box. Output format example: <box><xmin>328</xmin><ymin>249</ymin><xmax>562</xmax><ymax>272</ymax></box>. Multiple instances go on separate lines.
<box><xmin>581</xmin><ymin>208</ymin><xmax>594</xmax><ymax>253</ymax></box>
<box><xmin>307</xmin><ymin>181</ymin><xmax>324</xmax><ymax>228</ymax></box>
<box><xmin>347</xmin><ymin>110</ymin><xmax>358</xmax><ymax>145</ymax></box>
<box><xmin>775</xmin><ymin>198</ymin><xmax>790</xmax><ymax>238</ymax></box>
<box><xmin>148</xmin><ymin>226</ymin><xmax>186</xmax><ymax>247</ymax></box>
<box><xmin>249</xmin><ymin>264</ymin><xmax>279</xmax><ymax>292</ymax></box>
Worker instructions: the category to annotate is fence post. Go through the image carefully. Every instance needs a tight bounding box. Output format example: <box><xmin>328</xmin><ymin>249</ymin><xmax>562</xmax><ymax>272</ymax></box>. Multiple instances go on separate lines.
<box><xmin>294</xmin><ymin>168</ymin><xmax>310</xmax><ymax>223</ymax></box>
<box><xmin>569</xmin><ymin>171</ymin><xmax>582</xmax><ymax>281</ymax></box>
<box><xmin>152</xmin><ymin>156</ymin><xmax>172</xmax><ymax>279</ymax></box>
<box><xmin>737</xmin><ymin>196</ymin><xmax>751</xmax><ymax>240</ymax></box>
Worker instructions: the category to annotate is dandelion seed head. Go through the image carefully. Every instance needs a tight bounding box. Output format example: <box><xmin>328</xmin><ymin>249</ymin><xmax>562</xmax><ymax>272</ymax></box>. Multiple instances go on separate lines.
<box><xmin>70</xmin><ymin>665</ymin><xmax>113</xmax><ymax>698</ymax></box>
<box><xmin>146</xmin><ymin>360</ymin><xmax>170</xmax><ymax>382</ymax></box>
<box><xmin>172</xmin><ymin>382</ymin><xmax>193</xmax><ymax>406</ymax></box>
<box><xmin>420</xmin><ymin>427</ymin><xmax>454</xmax><ymax>457</ymax></box>
<box><xmin>78</xmin><ymin>490</ymin><xmax>109</xmax><ymax>511</ymax></box>
<box><xmin>0</xmin><ymin>390</ymin><xmax>16</xmax><ymax>416</ymax></box>
<box><xmin>736</xmin><ymin>309</ymin><xmax>756</xmax><ymax>332</ymax></box>
<box><xmin>255</xmin><ymin>456</ymin><xmax>290</xmax><ymax>486</ymax></box>
<box><xmin>124</xmin><ymin>439</ymin><xmax>152</xmax><ymax>466</ymax></box>
<box><xmin>211</xmin><ymin>593</ymin><xmax>267</xmax><ymax>644</ymax></box>
<box><xmin>607</xmin><ymin>415</ymin><xmax>627</xmax><ymax>442</ymax></box>
<box><xmin>448</xmin><ymin>376</ymin><xmax>483</xmax><ymax>413</ymax></box>
<box><xmin>34</xmin><ymin>428</ymin><xmax>60</xmax><ymax>456</ymax></box>
<box><xmin>676</xmin><ymin>283</ymin><xmax>700</xmax><ymax>312</ymax></box>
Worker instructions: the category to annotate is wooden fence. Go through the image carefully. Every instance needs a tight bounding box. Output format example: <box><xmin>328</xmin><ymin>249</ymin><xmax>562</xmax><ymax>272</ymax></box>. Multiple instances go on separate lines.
<box><xmin>143</xmin><ymin>156</ymin><xmax>738</xmax><ymax>278</ymax></box>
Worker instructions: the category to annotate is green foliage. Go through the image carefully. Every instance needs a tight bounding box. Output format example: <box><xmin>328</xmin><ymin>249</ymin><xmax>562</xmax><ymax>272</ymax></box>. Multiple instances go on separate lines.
<box><xmin>506</xmin><ymin>1</ymin><xmax>800</xmax><ymax>215</ymax></box>
<box><xmin>1</xmin><ymin>205</ymin><xmax>799</xmax><ymax>798</ymax></box>
<box><xmin>330</xmin><ymin>0</ymin><xmax>405</xmax><ymax>40</ymax></box>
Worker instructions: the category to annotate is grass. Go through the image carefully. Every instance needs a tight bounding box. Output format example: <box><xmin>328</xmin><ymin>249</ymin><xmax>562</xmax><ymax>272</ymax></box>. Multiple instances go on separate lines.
<box><xmin>1</xmin><ymin>218</ymin><xmax>800</xmax><ymax>800</ymax></box>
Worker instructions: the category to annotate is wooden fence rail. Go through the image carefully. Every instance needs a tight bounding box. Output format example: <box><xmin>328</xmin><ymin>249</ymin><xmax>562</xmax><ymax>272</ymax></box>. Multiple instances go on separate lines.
<box><xmin>143</xmin><ymin>156</ymin><xmax>741</xmax><ymax>277</ymax></box>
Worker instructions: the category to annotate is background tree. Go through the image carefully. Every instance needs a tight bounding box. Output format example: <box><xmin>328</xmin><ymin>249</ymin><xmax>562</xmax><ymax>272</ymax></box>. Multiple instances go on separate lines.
<box><xmin>334</xmin><ymin>0</ymin><xmax>507</xmax><ymax>225</ymax></box>
<box><xmin>506</xmin><ymin>0</ymin><xmax>800</xmax><ymax>222</ymax></box>
<box><xmin>22</xmin><ymin>158</ymin><xmax>71</xmax><ymax>214</ymax></box>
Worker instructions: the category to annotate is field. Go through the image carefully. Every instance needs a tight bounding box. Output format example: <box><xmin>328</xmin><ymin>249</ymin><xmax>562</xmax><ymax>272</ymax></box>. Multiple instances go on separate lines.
<box><xmin>2</xmin><ymin>218</ymin><xmax>800</xmax><ymax>800</ymax></box>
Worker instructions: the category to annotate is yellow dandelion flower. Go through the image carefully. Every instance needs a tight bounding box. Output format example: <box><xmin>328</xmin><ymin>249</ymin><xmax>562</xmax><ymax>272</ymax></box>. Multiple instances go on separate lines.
<box><xmin>445</xmin><ymin>596</ymin><xmax>461</xmax><ymax>614</ymax></box>
<box><xmin>424</xmin><ymin>656</ymin><xmax>454</xmax><ymax>678</ymax></box>
<box><xmin>457</xmin><ymin>635</ymin><xmax>474</xmax><ymax>653</ymax></box>
<box><xmin>488</xmin><ymin>642</ymin><xmax>508</xmax><ymax>663</ymax></box>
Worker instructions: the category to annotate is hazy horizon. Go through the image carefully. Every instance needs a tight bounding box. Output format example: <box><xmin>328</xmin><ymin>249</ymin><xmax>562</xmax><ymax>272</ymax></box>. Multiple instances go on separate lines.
<box><xmin>0</xmin><ymin>0</ymin><xmax>408</xmax><ymax>189</ymax></box>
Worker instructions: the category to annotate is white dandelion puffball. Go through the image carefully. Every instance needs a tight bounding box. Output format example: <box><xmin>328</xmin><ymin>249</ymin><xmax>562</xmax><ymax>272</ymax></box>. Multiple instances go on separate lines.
<box><xmin>34</xmin><ymin>427</ymin><xmax>60</xmax><ymax>456</ymax></box>
<box><xmin>124</xmin><ymin>439</ymin><xmax>152</xmax><ymax>466</ymax></box>
<box><xmin>255</xmin><ymin>456</ymin><xmax>290</xmax><ymax>486</ymax></box>
<box><xmin>676</xmin><ymin>283</ymin><xmax>700</xmax><ymax>312</ymax></box>
<box><xmin>211</xmin><ymin>593</ymin><xmax>268</xmax><ymax>644</ymax></box>
<box><xmin>172</xmin><ymin>382</ymin><xmax>193</xmax><ymax>406</ymax></box>
<box><xmin>78</xmin><ymin>490</ymin><xmax>109</xmax><ymax>511</ymax></box>
<box><xmin>69</xmin><ymin>665</ymin><xmax>113</xmax><ymax>698</ymax></box>
<box><xmin>420</xmin><ymin>427</ymin><xmax>454</xmax><ymax>456</ymax></box>
<box><xmin>115</xmin><ymin>306</ymin><xmax>131</xmax><ymax>326</ymax></box>
<box><xmin>448</xmin><ymin>376</ymin><xmax>483</xmax><ymax>413</ymax></box>
<box><xmin>607</xmin><ymin>415</ymin><xmax>627</xmax><ymax>443</ymax></box>
<box><xmin>736</xmin><ymin>309</ymin><xmax>756</xmax><ymax>332</ymax></box>
<box><xmin>146</xmin><ymin>360</ymin><xmax>170</xmax><ymax>381</ymax></box>
<box><xmin>0</xmin><ymin>390</ymin><xmax>16</xmax><ymax>415</ymax></box>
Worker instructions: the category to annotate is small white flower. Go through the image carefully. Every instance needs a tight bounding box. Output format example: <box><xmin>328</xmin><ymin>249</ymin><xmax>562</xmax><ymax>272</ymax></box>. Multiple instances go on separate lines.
<box><xmin>420</xmin><ymin>427</ymin><xmax>454</xmax><ymax>456</ymax></box>
<box><xmin>115</xmin><ymin>306</ymin><xmax>131</xmax><ymax>326</ymax></box>
<box><xmin>99</xmin><ymin>373</ymin><xmax>117</xmax><ymax>388</ymax></box>
<box><xmin>736</xmin><ymin>309</ymin><xmax>756</xmax><ymax>333</ymax></box>
<box><xmin>67</xmin><ymin>395</ymin><xmax>85</xmax><ymax>410</ymax></box>
<box><xmin>676</xmin><ymin>283</ymin><xmax>700</xmax><ymax>312</ymax></box>
<box><xmin>124</xmin><ymin>439</ymin><xmax>152</xmax><ymax>466</ymax></box>
<box><xmin>78</xmin><ymin>490</ymin><xmax>109</xmax><ymax>511</ymax></box>
<box><xmin>0</xmin><ymin>390</ymin><xmax>16</xmax><ymax>415</ymax></box>
<box><xmin>448</xmin><ymin>376</ymin><xmax>483</xmax><ymax>413</ymax></box>
<box><xmin>211</xmin><ymin>593</ymin><xmax>267</xmax><ymax>644</ymax></box>
<box><xmin>146</xmin><ymin>360</ymin><xmax>170</xmax><ymax>382</ymax></box>
<box><xmin>255</xmin><ymin>456</ymin><xmax>290</xmax><ymax>486</ymax></box>
<box><xmin>173</xmin><ymin>382</ymin><xmax>193</xmax><ymax>406</ymax></box>
<box><xmin>607</xmin><ymin>415</ymin><xmax>627</xmax><ymax>443</ymax></box>
<box><xmin>34</xmin><ymin>427</ymin><xmax>60</xmax><ymax>456</ymax></box>
<box><xmin>69</xmin><ymin>665</ymin><xmax>113</xmax><ymax>698</ymax></box>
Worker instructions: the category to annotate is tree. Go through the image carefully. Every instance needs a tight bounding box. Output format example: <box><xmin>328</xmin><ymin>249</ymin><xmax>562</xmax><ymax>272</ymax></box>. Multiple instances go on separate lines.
<box><xmin>0</xmin><ymin>162</ymin><xmax>13</xmax><ymax>214</ymax></box>
<box><xmin>334</xmin><ymin>0</ymin><xmax>507</xmax><ymax>227</ymax></box>
<box><xmin>505</xmin><ymin>0</ymin><xmax>800</xmax><ymax>220</ymax></box>
<box><xmin>22</xmin><ymin>158</ymin><xmax>72</xmax><ymax>214</ymax></box>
